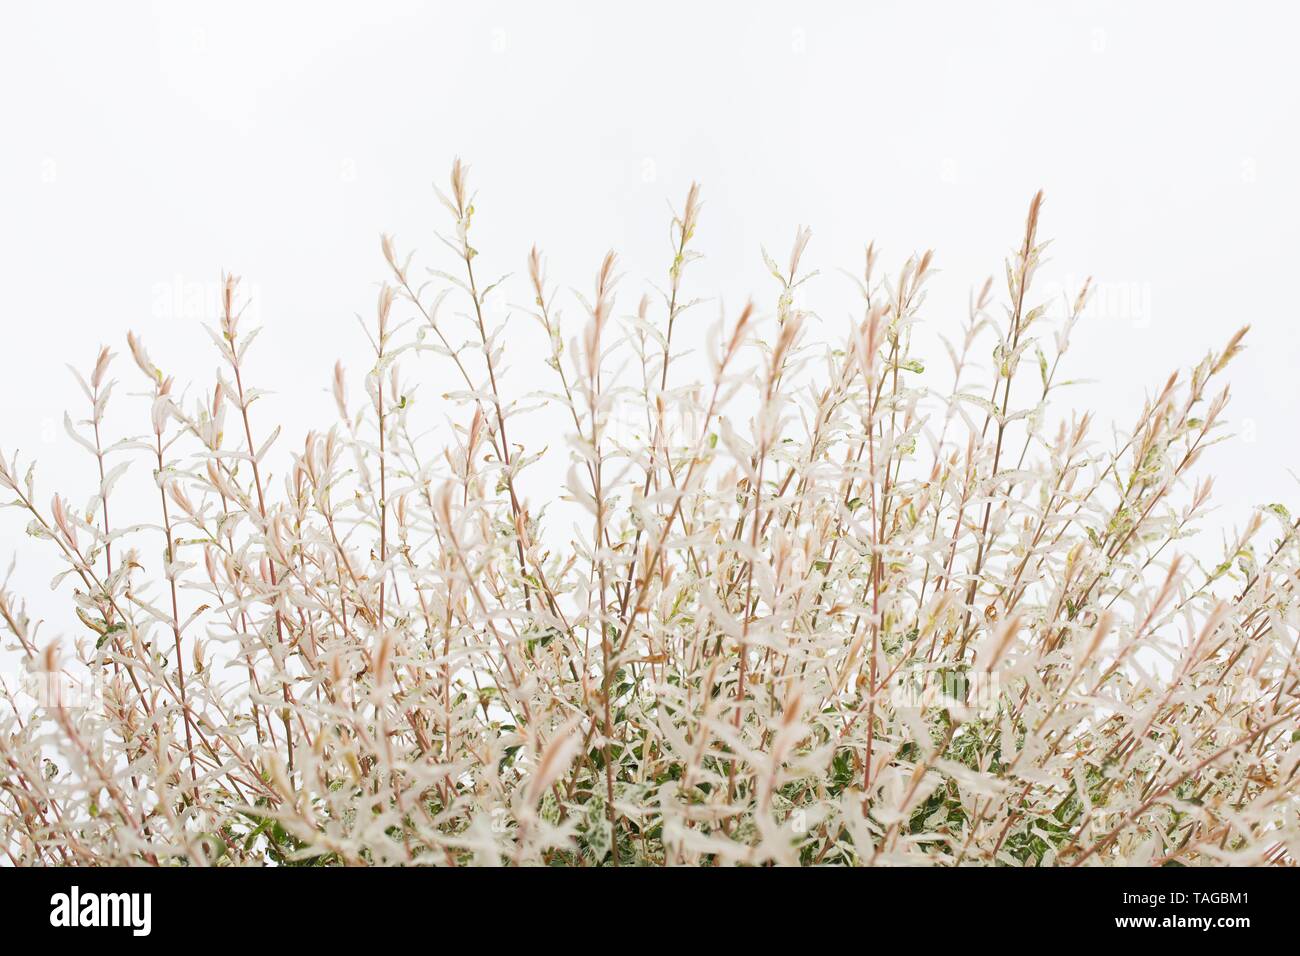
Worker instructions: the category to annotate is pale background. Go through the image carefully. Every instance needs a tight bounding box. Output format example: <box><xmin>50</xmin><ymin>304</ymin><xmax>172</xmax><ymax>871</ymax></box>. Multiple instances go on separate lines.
<box><xmin>1</xmin><ymin>1</ymin><xmax>1298</xmax><ymax>649</ymax></box>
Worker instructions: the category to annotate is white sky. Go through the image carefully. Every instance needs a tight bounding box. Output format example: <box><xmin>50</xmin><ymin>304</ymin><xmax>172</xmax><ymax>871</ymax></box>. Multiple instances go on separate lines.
<box><xmin>1</xmin><ymin>1</ymin><xmax>1298</xmax><ymax>645</ymax></box>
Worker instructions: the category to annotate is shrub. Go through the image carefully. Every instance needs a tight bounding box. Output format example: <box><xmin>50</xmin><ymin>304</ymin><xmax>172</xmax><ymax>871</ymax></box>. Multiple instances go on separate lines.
<box><xmin>1</xmin><ymin>163</ymin><xmax>1295</xmax><ymax>866</ymax></box>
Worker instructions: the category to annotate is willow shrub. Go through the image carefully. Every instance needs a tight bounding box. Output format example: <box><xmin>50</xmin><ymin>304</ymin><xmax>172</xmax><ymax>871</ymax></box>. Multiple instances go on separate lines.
<box><xmin>1</xmin><ymin>164</ymin><xmax>1295</xmax><ymax>866</ymax></box>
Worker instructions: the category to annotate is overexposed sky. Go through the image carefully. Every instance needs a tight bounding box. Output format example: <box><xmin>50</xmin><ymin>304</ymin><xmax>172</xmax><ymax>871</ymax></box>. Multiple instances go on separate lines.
<box><xmin>1</xmin><ymin>1</ymin><xmax>1298</xmax><ymax>630</ymax></box>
